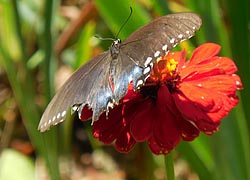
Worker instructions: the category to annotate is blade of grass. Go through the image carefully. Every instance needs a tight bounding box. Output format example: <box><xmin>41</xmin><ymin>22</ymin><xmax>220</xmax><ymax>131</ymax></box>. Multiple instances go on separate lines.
<box><xmin>211</xmin><ymin>107</ymin><xmax>249</xmax><ymax>180</ymax></box>
<box><xmin>39</xmin><ymin>0</ymin><xmax>61</xmax><ymax>179</ymax></box>
<box><xmin>0</xmin><ymin>1</ymin><xmax>21</xmax><ymax>60</ymax></box>
<box><xmin>74</xmin><ymin>21</ymin><xmax>96</xmax><ymax>70</ymax></box>
<box><xmin>150</xmin><ymin>0</ymin><xmax>171</xmax><ymax>15</ymax></box>
<box><xmin>177</xmin><ymin>135</ymin><xmax>213</xmax><ymax>180</ymax></box>
<box><xmin>222</xmin><ymin>0</ymin><xmax>250</xmax><ymax>131</ymax></box>
<box><xmin>222</xmin><ymin>1</ymin><xmax>250</xmax><ymax>177</ymax></box>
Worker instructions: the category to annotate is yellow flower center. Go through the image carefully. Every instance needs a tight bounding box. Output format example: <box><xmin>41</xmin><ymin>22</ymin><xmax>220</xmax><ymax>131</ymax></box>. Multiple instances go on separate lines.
<box><xmin>149</xmin><ymin>56</ymin><xmax>179</xmax><ymax>82</ymax></box>
<box><xmin>165</xmin><ymin>58</ymin><xmax>178</xmax><ymax>76</ymax></box>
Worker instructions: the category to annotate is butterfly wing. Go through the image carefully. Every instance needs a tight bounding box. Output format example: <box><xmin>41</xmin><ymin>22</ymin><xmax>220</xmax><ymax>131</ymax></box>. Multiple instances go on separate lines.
<box><xmin>38</xmin><ymin>52</ymin><xmax>112</xmax><ymax>132</ymax></box>
<box><xmin>121</xmin><ymin>12</ymin><xmax>202</xmax><ymax>65</ymax></box>
<box><xmin>116</xmin><ymin>12</ymin><xmax>202</xmax><ymax>89</ymax></box>
<box><xmin>108</xmin><ymin>12</ymin><xmax>202</xmax><ymax>96</ymax></box>
<box><xmin>109</xmin><ymin>13</ymin><xmax>201</xmax><ymax>109</ymax></box>
<box><xmin>110</xmin><ymin>51</ymin><xmax>144</xmax><ymax>102</ymax></box>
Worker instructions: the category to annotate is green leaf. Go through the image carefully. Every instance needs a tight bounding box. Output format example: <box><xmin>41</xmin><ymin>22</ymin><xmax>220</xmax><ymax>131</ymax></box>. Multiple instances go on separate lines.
<box><xmin>74</xmin><ymin>21</ymin><xmax>96</xmax><ymax>70</ymax></box>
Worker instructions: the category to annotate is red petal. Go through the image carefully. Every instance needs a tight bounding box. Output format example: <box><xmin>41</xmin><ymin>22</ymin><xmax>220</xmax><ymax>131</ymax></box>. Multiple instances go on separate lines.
<box><xmin>232</xmin><ymin>74</ymin><xmax>243</xmax><ymax>90</ymax></box>
<box><xmin>173</xmin><ymin>92</ymin><xmax>220</xmax><ymax>133</ymax></box>
<box><xmin>179</xmin><ymin>120</ymin><xmax>200</xmax><ymax>141</ymax></box>
<box><xmin>129</xmin><ymin>99</ymin><xmax>154</xmax><ymax>142</ymax></box>
<box><xmin>152</xmin><ymin>109</ymin><xmax>181</xmax><ymax>150</ymax></box>
<box><xmin>79</xmin><ymin>105</ymin><xmax>93</xmax><ymax>121</ymax></box>
<box><xmin>122</xmin><ymin>84</ymin><xmax>141</xmax><ymax>103</ymax></box>
<box><xmin>143</xmin><ymin>85</ymin><xmax>184</xmax><ymax>154</ymax></box>
<box><xmin>115</xmin><ymin>127</ymin><xmax>136</xmax><ymax>153</ymax></box>
<box><xmin>153</xmin><ymin>86</ymin><xmax>181</xmax><ymax>147</ymax></box>
<box><xmin>177</xmin><ymin>70</ymin><xmax>240</xmax><ymax>123</ymax></box>
<box><xmin>202</xmin><ymin>57</ymin><xmax>238</xmax><ymax>75</ymax></box>
<box><xmin>180</xmin><ymin>57</ymin><xmax>238</xmax><ymax>82</ymax></box>
<box><xmin>92</xmin><ymin>105</ymin><xmax>124</xmax><ymax>144</ymax></box>
<box><xmin>201</xmin><ymin>75</ymin><xmax>238</xmax><ymax>94</ymax></box>
<box><xmin>188</xmin><ymin>43</ymin><xmax>221</xmax><ymax>65</ymax></box>
<box><xmin>148</xmin><ymin>136</ymin><xmax>175</xmax><ymax>155</ymax></box>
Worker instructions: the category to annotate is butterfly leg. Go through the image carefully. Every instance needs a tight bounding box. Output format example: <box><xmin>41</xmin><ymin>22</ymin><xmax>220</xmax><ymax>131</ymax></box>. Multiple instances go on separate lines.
<box><xmin>105</xmin><ymin>97</ymin><xmax>115</xmax><ymax>118</ymax></box>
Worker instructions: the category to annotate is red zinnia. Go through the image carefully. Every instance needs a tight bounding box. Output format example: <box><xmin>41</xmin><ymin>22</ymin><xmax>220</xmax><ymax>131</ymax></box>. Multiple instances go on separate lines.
<box><xmin>80</xmin><ymin>43</ymin><xmax>242</xmax><ymax>155</ymax></box>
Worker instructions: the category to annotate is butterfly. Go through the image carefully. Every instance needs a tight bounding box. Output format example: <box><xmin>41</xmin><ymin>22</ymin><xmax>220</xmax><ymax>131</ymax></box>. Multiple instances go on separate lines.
<box><xmin>38</xmin><ymin>12</ymin><xmax>202</xmax><ymax>132</ymax></box>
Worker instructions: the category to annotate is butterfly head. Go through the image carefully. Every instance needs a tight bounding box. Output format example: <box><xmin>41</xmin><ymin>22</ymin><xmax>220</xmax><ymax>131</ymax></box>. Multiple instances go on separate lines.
<box><xmin>110</xmin><ymin>39</ymin><xmax>122</xmax><ymax>59</ymax></box>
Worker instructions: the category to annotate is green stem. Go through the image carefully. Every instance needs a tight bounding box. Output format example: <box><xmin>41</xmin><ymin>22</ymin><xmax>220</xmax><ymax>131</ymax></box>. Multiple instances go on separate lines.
<box><xmin>11</xmin><ymin>0</ymin><xmax>27</xmax><ymax>61</ymax></box>
<box><xmin>43</xmin><ymin>0</ymin><xmax>54</xmax><ymax>100</ymax></box>
<box><xmin>165</xmin><ymin>152</ymin><xmax>175</xmax><ymax>180</ymax></box>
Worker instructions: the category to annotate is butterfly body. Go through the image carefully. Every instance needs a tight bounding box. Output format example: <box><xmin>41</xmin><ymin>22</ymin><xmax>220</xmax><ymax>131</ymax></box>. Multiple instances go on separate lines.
<box><xmin>38</xmin><ymin>12</ymin><xmax>202</xmax><ymax>132</ymax></box>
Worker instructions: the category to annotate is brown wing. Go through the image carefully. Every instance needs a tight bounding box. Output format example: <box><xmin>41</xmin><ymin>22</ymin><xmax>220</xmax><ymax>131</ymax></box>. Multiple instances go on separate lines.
<box><xmin>38</xmin><ymin>52</ymin><xmax>111</xmax><ymax>132</ymax></box>
<box><xmin>121</xmin><ymin>12</ymin><xmax>202</xmax><ymax>67</ymax></box>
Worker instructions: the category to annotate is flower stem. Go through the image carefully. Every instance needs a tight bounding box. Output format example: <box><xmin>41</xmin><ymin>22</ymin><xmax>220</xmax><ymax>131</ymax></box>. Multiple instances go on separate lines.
<box><xmin>164</xmin><ymin>152</ymin><xmax>175</xmax><ymax>180</ymax></box>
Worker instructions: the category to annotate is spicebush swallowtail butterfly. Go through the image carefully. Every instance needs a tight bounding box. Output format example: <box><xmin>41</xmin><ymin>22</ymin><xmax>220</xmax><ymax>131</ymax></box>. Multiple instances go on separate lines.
<box><xmin>38</xmin><ymin>12</ymin><xmax>202</xmax><ymax>132</ymax></box>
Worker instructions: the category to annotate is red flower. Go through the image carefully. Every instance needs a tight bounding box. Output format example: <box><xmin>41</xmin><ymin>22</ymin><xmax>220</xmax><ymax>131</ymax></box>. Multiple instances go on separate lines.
<box><xmin>80</xmin><ymin>43</ymin><xmax>242</xmax><ymax>155</ymax></box>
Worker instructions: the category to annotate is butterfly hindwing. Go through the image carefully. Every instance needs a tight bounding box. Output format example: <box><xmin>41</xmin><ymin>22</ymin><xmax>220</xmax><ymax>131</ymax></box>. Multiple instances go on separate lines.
<box><xmin>38</xmin><ymin>53</ymin><xmax>111</xmax><ymax>131</ymax></box>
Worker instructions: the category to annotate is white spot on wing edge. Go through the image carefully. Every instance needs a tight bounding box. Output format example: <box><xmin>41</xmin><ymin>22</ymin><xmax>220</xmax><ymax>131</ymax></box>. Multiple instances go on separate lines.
<box><xmin>178</xmin><ymin>34</ymin><xmax>184</xmax><ymax>39</ymax></box>
<box><xmin>144</xmin><ymin>57</ymin><xmax>152</xmax><ymax>67</ymax></box>
<box><xmin>71</xmin><ymin>105</ymin><xmax>79</xmax><ymax>114</ymax></box>
<box><xmin>162</xmin><ymin>44</ymin><xmax>168</xmax><ymax>51</ymax></box>
<box><xmin>57</xmin><ymin>113</ymin><xmax>61</xmax><ymax>119</ymax></box>
<box><xmin>107</xmin><ymin>101</ymin><xmax>114</xmax><ymax>109</ymax></box>
<box><xmin>143</xmin><ymin>66</ymin><xmax>151</xmax><ymax>75</ymax></box>
<box><xmin>154</xmin><ymin>51</ymin><xmax>160</xmax><ymax>58</ymax></box>
<box><xmin>136</xmin><ymin>79</ymin><xmax>144</xmax><ymax>87</ymax></box>
<box><xmin>61</xmin><ymin>110</ymin><xmax>67</xmax><ymax>117</ymax></box>
<box><xmin>170</xmin><ymin>38</ymin><xmax>175</xmax><ymax>44</ymax></box>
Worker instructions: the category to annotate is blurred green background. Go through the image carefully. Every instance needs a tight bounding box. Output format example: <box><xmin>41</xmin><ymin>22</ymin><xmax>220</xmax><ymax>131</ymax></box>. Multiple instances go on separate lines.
<box><xmin>0</xmin><ymin>0</ymin><xmax>249</xmax><ymax>179</ymax></box>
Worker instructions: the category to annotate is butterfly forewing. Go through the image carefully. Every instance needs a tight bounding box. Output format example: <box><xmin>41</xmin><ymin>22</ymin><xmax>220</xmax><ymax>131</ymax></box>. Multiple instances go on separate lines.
<box><xmin>122</xmin><ymin>12</ymin><xmax>202</xmax><ymax>67</ymax></box>
<box><xmin>39</xmin><ymin>12</ymin><xmax>202</xmax><ymax>132</ymax></box>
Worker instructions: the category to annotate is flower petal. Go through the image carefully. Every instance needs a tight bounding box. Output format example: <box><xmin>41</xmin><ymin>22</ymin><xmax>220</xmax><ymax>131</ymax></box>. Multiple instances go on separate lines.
<box><xmin>152</xmin><ymin>85</ymin><xmax>181</xmax><ymax>150</ymax></box>
<box><xmin>79</xmin><ymin>105</ymin><xmax>93</xmax><ymax>121</ymax></box>
<box><xmin>115</xmin><ymin>127</ymin><xmax>136</xmax><ymax>153</ymax></box>
<box><xmin>181</xmin><ymin>58</ymin><xmax>238</xmax><ymax>83</ymax></box>
<box><xmin>92</xmin><ymin>105</ymin><xmax>124</xmax><ymax>144</ymax></box>
<box><xmin>180</xmin><ymin>119</ymin><xmax>200</xmax><ymax>141</ymax></box>
<box><xmin>172</xmin><ymin>91</ymin><xmax>220</xmax><ymax>133</ymax></box>
<box><xmin>129</xmin><ymin>99</ymin><xmax>154</xmax><ymax>142</ymax></box>
<box><xmin>148</xmin><ymin>136</ymin><xmax>170</xmax><ymax>155</ymax></box>
<box><xmin>188</xmin><ymin>43</ymin><xmax>221</xmax><ymax>65</ymax></box>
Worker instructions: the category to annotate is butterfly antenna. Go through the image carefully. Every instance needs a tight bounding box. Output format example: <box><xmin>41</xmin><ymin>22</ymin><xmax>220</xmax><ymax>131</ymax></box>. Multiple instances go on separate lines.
<box><xmin>94</xmin><ymin>35</ymin><xmax>115</xmax><ymax>41</ymax></box>
<box><xmin>115</xmin><ymin>7</ymin><xmax>133</xmax><ymax>39</ymax></box>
